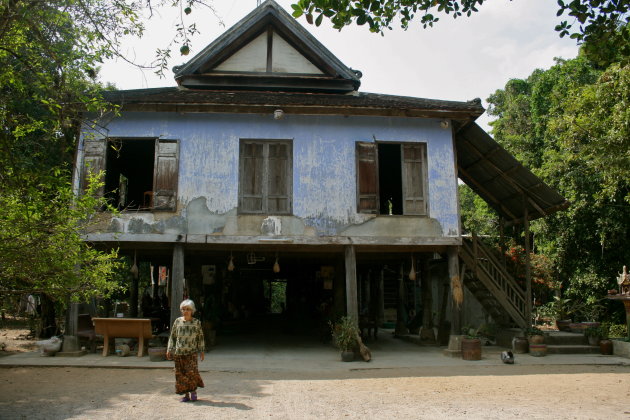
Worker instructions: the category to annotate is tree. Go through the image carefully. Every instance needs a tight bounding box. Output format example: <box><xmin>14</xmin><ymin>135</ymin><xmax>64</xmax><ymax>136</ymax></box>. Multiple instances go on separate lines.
<box><xmin>486</xmin><ymin>52</ymin><xmax>630</xmax><ymax>323</ymax></box>
<box><xmin>0</xmin><ymin>0</ymin><xmax>215</xmax><ymax>335</ymax></box>
<box><xmin>290</xmin><ymin>0</ymin><xmax>630</xmax><ymax>62</ymax></box>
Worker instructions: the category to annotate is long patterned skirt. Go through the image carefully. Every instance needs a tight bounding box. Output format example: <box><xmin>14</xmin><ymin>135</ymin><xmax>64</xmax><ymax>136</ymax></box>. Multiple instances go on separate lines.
<box><xmin>173</xmin><ymin>353</ymin><xmax>205</xmax><ymax>394</ymax></box>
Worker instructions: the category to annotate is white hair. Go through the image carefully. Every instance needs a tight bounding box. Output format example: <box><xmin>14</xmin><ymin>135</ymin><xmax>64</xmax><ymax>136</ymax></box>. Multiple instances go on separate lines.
<box><xmin>180</xmin><ymin>299</ymin><xmax>196</xmax><ymax>313</ymax></box>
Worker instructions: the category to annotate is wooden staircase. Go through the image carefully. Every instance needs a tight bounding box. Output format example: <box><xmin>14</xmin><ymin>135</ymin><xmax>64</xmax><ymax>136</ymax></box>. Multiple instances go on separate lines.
<box><xmin>460</xmin><ymin>236</ymin><xmax>528</xmax><ymax>329</ymax></box>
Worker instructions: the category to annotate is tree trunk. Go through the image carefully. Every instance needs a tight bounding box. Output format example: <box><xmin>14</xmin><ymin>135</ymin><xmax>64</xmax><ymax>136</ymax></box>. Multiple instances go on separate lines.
<box><xmin>39</xmin><ymin>294</ymin><xmax>57</xmax><ymax>338</ymax></box>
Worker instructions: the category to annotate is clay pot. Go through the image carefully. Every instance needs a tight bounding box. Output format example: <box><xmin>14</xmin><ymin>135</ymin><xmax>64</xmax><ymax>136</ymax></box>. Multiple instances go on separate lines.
<box><xmin>556</xmin><ymin>320</ymin><xmax>572</xmax><ymax>332</ymax></box>
<box><xmin>529</xmin><ymin>344</ymin><xmax>547</xmax><ymax>357</ymax></box>
<box><xmin>461</xmin><ymin>338</ymin><xmax>482</xmax><ymax>361</ymax></box>
<box><xmin>599</xmin><ymin>339</ymin><xmax>613</xmax><ymax>355</ymax></box>
<box><xmin>512</xmin><ymin>336</ymin><xmax>529</xmax><ymax>354</ymax></box>
<box><xmin>528</xmin><ymin>334</ymin><xmax>545</xmax><ymax>345</ymax></box>
<box><xmin>341</xmin><ymin>351</ymin><xmax>354</xmax><ymax>362</ymax></box>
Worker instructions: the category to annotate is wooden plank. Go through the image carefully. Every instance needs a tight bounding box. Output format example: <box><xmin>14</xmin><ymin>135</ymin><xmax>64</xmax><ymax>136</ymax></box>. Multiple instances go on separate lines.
<box><xmin>356</xmin><ymin>142</ymin><xmax>379</xmax><ymax>213</ymax></box>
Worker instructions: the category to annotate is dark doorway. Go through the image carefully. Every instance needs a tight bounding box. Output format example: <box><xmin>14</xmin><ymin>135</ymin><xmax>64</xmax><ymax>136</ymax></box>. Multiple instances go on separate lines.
<box><xmin>105</xmin><ymin>139</ymin><xmax>155</xmax><ymax>210</ymax></box>
<box><xmin>377</xmin><ymin>143</ymin><xmax>403</xmax><ymax>215</ymax></box>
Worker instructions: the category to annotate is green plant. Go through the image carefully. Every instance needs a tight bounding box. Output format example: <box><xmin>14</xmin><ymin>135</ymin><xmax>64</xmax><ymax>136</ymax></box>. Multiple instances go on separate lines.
<box><xmin>330</xmin><ymin>316</ymin><xmax>359</xmax><ymax>352</ymax></box>
<box><xmin>548</xmin><ymin>296</ymin><xmax>586</xmax><ymax>321</ymax></box>
<box><xmin>607</xmin><ymin>324</ymin><xmax>628</xmax><ymax>339</ymax></box>
<box><xmin>461</xmin><ymin>326</ymin><xmax>481</xmax><ymax>339</ymax></box>
<box><xmin>584</xmin><ymin>326</ymin><xmax>603</xmax><ymax>338</ymax></box>
<box><xmin>524</xmin><ymin>326</ymin><xmax>544</xmax><ymax>337</ymax></box>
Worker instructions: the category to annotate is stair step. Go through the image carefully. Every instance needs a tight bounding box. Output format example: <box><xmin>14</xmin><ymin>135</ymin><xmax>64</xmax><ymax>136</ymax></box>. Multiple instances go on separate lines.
<box><xmin>544</xmin><ymin>332</ymin><xmax>588</xmax><ymax>345</ymax></box>
<box><xmin>546</xmin><ymin>344</ymin><xmax>600</xmax><ymax>354</ymax></box>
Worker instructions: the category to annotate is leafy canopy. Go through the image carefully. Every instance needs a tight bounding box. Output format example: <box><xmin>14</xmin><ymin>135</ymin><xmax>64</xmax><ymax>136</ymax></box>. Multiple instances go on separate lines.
<box><xmin>291</xmin><ymin>0</ymin><xmax>630</xmax><ymax>63</ymax></box>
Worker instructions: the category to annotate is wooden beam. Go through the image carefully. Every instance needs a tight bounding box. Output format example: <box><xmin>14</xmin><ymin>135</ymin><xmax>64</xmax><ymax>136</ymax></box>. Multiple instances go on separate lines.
<box><xmin>523</xmin><ymin>204</ymin><xmax>532</xmax><ymax>327</ymax></box>
<box><xmin>459</xmin><ymin>136</ymin><xmax>553</xmax><ymax>218</ymax></box>
<box><xmin>458</xmin><ymin>166</ymin><xmax>518</xmax><ymax>220</ymax></box>
<box><xmin>344</xmin><ymin>245</ymin><xmax>358</xmax><ymax>323</ymax></box>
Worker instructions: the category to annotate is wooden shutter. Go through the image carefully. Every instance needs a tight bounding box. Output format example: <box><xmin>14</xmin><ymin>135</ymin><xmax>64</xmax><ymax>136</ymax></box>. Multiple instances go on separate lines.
<box><xmin>153</xmin><ymin>139</ymin><xmax>179</xmax><ymax>211</ymax></box>
<box><xmin>239</xmin><ymin>141</ymin><xmax>264</xmax><ymax>213</ymax></box>
<box><xmin>267</xmin><ymin>142</ymin><xmax>292</xmax><ymax>214</ymax></box>
<box><xmin>402</xmin><ymin>143</ymin><xmax>427</xmax><ymax>215</ymax></box>
<box><xmin>81</xmin><ymin>138</ymin><xmax>106</xmax><ymax>197</ymax></box>
<box><xmin>356</xmin><ymin>142</ymin><xmax>379</xmax><ymax>213</ymax></box>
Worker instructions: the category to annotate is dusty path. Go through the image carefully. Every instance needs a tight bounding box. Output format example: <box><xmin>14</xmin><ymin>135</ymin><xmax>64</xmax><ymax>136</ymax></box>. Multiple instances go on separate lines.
<box><xmin>1</xmin><ymin>365</ymin><xmax>629</xmax><ymax>419</ymax></box>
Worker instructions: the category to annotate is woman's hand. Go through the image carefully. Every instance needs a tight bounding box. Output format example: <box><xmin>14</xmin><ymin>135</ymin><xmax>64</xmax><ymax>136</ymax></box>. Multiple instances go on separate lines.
<box><xmin>199</xmin><ymin>351</ymin><xmax>205</xmax><ymax>361</ymax></box>
<box><xmin>166</xmin><ymin>351</ymin><xmax>172</xmax><ymax>360</ymax></box>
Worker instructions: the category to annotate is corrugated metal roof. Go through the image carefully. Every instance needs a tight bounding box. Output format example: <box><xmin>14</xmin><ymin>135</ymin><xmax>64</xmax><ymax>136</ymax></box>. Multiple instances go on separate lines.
<box><xmin>456</xmin><ymin>123</ymin><xmax>569</xmax><ymax>223</ymax></box>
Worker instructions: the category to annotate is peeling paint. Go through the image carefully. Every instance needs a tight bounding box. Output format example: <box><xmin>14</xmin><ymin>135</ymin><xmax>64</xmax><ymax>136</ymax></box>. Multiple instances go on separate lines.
<box><xmin>87</xmin><ymin>112</ymin><xmax>461</xmax><ymax>241</ymax></box>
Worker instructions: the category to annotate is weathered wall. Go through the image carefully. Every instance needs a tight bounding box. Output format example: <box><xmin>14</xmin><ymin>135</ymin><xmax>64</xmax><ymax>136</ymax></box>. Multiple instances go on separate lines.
<box><xmin>79</xmin><ymin>111</ymin><xmax>460</xmax><ymax>242</ymax></box>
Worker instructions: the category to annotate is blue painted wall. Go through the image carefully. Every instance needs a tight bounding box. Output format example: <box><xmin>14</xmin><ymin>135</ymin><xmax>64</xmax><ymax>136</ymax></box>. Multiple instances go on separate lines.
<box><xmin>83</xmin><ymin>111</ymin><xmax>460</xmax><ymax>238</ymax></box>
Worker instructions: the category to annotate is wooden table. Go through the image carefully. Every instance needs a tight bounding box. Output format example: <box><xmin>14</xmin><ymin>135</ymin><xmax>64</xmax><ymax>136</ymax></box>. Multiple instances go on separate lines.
<box><xmin>92</xmin><ymin>318</ymin><xmax>154</xmax><ymax>357</ymax></box>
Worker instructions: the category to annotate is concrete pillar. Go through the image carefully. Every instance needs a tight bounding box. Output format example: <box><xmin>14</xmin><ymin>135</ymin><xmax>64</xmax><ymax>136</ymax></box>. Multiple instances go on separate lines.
<box><xmin>170</xmin><ymin>243</ymin><xmax>185</xmax><ymax>325</ymax></box>
<box><xmin>344</xmin><ymin>245</ymin><xmax>358</xmax><ymax>322</ymax></box>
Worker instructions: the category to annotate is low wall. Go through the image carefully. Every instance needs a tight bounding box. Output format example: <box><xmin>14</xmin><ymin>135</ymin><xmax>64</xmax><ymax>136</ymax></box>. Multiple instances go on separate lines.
<box><xmin>612</xmin><ymin>339</ymin><xmax>630</xmax><ymax>358</ymax></box>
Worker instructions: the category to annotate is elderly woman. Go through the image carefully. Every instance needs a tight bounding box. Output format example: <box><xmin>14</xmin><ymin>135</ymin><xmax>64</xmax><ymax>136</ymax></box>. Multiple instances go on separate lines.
<box><xmin>166</xmin><ymin>299</ymin><xmax>205</xmax><ymax>402</ymax></box>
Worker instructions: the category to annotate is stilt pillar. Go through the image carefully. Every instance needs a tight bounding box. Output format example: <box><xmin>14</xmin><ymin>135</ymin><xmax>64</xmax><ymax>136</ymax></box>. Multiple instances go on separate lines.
<box><xmin>170</xmin><ymin>243</ymin><xmax>185</xmax><ymax>325</ymax></box>
<box><xmin>344</xmin><ymin>245</ymin><xmax>358</xmax><ymax>323</ymax></box>
<box><xmin>444</xmin><ymin>246</ymin><xmax>464</xmax><ymax>357</ymax></box>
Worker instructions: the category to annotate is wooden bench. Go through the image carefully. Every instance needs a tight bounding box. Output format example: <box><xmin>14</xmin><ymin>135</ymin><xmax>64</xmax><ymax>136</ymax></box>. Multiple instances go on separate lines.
<box><xmin>92</xmin><ymin>318</ymin><xmax>154</xmax><ymax>357</ymax></box>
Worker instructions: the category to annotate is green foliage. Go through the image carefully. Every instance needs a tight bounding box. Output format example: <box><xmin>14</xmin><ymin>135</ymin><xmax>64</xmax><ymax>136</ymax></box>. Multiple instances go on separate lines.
<box><xmin>486</xmin><ymin>40</ymin><xmax>630</xmax><ymax>324</ymax></box>
<box><xmin>330</xmin><ymin>316</ymin><xmax>359</xmax><ymax>351</ymax></box>
<box><xmin>458</xmin><ymin>184</ymin><xmax>498</xmax><ymax>236</ymax></box>
<box><xmin>524</xmin><ymin>326</ymin><xmax>544</xmax><ymax>337</ymax></box>
<box><xmin>607</xmin><ymin>323</ymin><xmax>628</xmax><ymax>339</ymax></box>
<box><xmin>461</xmin><ymin>325</ymin><xmax>481</xmax><ymax>339</ymax></box>
<box><xmin>584</xmin><ymin>325</ymin><xmax>603</xmax><ymax>338</ymax></box>
<box><xmin>0</xmin><ymin>171</ymin><xmax>124</xmax><ymax>304</ymax></box>
<box><xmin>291</xmin><ymin>0</ymin><xmax>630</xmax><ymax>61</ymax></box>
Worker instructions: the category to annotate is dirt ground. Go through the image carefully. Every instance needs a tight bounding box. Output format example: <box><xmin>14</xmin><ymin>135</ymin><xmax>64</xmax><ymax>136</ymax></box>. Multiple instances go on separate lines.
<box><xmin>0</xmin><ymin>364</ymin><xmax>629</xmax><ymax>420</ymax></box>
<box><xmin>2</xmin><ymin>323</ymin><xmax>630</xmax><ymax>419</ymax></box>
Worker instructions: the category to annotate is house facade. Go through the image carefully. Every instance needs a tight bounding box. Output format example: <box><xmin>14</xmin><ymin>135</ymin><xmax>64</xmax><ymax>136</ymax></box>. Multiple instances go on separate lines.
<box><xmin>75</xmin><ymin>1</ymin><xmax>566</xmax><ymax>345</ymax></box>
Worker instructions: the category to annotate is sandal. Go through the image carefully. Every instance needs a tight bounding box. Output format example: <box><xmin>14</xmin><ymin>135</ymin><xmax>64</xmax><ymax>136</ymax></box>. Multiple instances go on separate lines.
<box><xmin>191</xmin><ymin>392</ymin><xmax>197</xmax><ymax>402</ymax></box>
<box><xmin>180</xmin><ymin>394</ymin><xmax>190</xmax><ymax>403</ymax></box>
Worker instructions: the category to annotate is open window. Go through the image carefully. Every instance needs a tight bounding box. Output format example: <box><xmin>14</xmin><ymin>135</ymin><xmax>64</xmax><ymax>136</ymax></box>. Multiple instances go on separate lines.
<box><xmin>238</xmin><ymin>139</ymin><xmax>292</xmax><ymax>214</ymax></box>
<box><xmin>81</xmin><ymin>138</ymin><xmax>179</xmax><ymax>211</ymax></box>
<box><xmin>356</xmin><ymin>142</ymin><xmax>428</xmax><ymax>216</ymax></box>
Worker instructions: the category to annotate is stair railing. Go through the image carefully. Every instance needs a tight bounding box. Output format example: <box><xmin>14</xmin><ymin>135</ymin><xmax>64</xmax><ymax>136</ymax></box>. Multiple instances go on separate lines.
<box><xmin>461</xmin><ymin>235</ymin><xmax>527</xmax><ymax>328</ymax></box>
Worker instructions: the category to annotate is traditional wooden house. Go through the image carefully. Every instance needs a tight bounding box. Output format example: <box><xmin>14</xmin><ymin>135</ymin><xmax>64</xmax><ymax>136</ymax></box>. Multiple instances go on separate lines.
<box><xmin>74</xmin><ymin>0</ymin><xmax>567</xmax><ymax>347</ymax></box>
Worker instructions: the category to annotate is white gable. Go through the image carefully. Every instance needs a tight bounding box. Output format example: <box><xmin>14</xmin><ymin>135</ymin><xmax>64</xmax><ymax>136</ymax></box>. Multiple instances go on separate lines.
<box><xmin>271</xmin><ymin>32</ymin><xmax>322</xmax><ymax>74</ymax></box>
<box><xmin>215</xmin><ymin>32</ymin><xmax>268</xmax><ymax>72</ymax></box>
<box><xmin>214</xmin><ymin>30</ymin><xmax>323</xmax><ymax>74</ymax></box>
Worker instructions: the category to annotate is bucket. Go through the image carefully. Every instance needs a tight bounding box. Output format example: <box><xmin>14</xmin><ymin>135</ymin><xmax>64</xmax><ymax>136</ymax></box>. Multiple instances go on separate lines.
<box><xmin>461</xmin><ymin>338</ymin><xmax>482</xmax><ymax>360</ymax></box>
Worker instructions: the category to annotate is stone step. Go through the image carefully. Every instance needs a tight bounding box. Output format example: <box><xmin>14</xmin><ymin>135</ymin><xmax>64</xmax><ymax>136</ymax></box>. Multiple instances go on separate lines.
<box><xmin>544</xmin><ymin>332</ymin><xmax>588</xmax><ymax>345</ymax></box>
<box><xmin>546</xmin><ymin>344</ymin><xmax>600</xmax><ymax>354</ymax></box>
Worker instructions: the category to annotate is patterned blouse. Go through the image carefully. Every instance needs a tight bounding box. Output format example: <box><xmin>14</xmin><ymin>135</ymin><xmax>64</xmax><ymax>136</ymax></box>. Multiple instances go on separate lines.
<box><xmin>167</xmin><ymin>317</ymin><xmax>205</xmax><ymax>356</ymax></box>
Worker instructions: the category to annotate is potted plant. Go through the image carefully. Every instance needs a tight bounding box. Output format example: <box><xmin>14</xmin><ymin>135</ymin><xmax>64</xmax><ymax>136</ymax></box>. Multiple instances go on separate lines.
<box><xmin>330</xmin><ymin>316</ymin><xmax>359</xmax><ymax>362</ymax></box>
<box><xmin>584</xmin><ymin>326</ymin><xmax>602</xmax><ymax>346</ymax></box>
<box><xmin>461</xmin><ymin>326</ymin><xmax>482</xmax><ymax>360</ymax></box>
<box><xmin>548</xmin><ymin>296</ymin><xmax>589</xmax><ymax>331</ymax></box>
<box><xmin>525</xmin><ymin>327</ymin><xmax>545</xmax><ymax>344</ymax></box>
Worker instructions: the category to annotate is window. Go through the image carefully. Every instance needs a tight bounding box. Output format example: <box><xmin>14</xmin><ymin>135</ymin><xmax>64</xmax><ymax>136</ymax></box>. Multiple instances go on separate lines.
<box><xmin>356</xmin><ymin>142</ymin><xmax>428</xmax><ymax>216</ymax></box>
<box><xmin>81</xmin><ymin>138</ymin><xmax>179</xmax><ymax>211</ymax></box>
<box><xmin>239</xmin><ymin>139</ymin><xmax>292</xmax><ymax>214</ymax></box>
